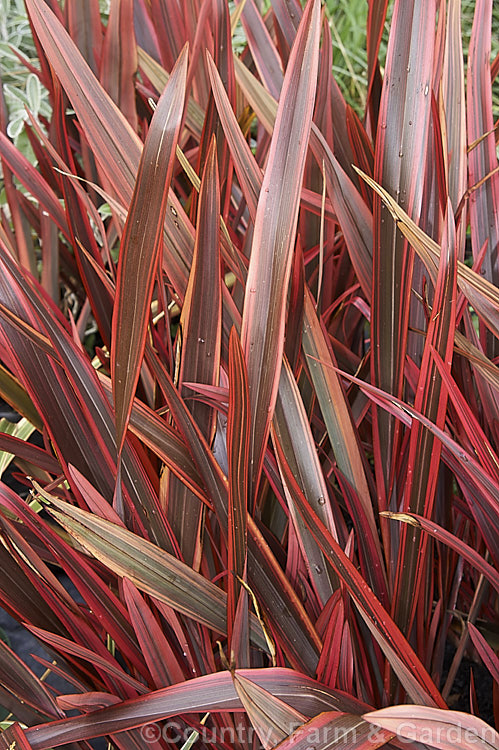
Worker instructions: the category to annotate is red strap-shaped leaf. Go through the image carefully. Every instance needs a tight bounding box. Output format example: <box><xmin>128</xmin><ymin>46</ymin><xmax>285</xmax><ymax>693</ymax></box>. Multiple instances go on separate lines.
<box><xmin>111</xmin><ymin>46</ymin><xmax>188</xmax><ymax>455</ymax></box>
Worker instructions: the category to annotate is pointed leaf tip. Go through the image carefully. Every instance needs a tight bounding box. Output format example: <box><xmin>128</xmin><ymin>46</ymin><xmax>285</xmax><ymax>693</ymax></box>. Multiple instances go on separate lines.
<box><xmin>111</xmin><ymin>45</ymin><xmax>188</xmax><ymax>455</ymax></box>
<box><xmin>240</xmin><ymin>0</ymin><xmax>321</xmax><ymax>495</ymax></box>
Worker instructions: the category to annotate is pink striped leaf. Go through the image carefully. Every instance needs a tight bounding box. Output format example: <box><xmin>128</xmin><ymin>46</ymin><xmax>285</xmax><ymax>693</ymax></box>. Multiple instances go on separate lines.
<box><xmin>240</xmin><ymin>0</ymin><xmax>321</xmax><ymax>497</ymax></box>
<box><xmin>363</xmin><ymin>706</ymin><xmax>499</xmax><ymax>750</ymax></box>
<box><xmin>111</xmin><ymin>45</ymin><xmax>188</xmax><ymax>455</ymax></box>
<box><xmin>24</xmin><ymin>668</ymin><xmax>368</xmax><ymax>749</ymax></box>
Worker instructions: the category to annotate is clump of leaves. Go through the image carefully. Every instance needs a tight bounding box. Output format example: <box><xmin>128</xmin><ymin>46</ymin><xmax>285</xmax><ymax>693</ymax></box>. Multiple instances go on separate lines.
<box><xmin>0</xmin><ymin>0</ymin><xmax>498</xmax><ymax>749</ymax></box>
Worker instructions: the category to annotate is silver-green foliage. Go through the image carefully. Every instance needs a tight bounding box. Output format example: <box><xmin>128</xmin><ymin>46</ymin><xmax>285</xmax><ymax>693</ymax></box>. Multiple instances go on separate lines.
<box><xmin>0</xmin><ymin>0</ymin><xmax>50</xmax><ymax>159</ymax></box>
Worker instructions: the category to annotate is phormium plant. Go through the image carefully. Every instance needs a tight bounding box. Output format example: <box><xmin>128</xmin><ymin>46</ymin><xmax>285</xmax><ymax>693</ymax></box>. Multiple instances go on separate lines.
<box><xmin>0</xmin><ymin>0</ymin><xmax>498</xmax><ymax>748</ymax></box>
